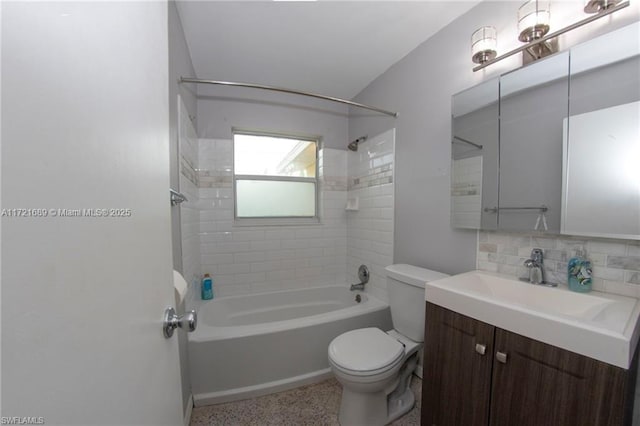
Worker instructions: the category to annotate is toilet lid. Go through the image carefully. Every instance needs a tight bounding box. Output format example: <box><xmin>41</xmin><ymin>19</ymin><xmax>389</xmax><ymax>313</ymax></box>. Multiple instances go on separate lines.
<box><xmin>329</xmin><ymin>328</ymin><xmax>404</xmax><ymax>372</ymax></box>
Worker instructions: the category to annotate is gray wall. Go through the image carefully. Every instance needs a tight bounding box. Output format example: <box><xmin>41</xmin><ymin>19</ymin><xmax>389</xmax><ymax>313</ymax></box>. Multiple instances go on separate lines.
<box><xmin>168</xmin><ymin>0</ymin><xmax>197</xmax><ymax>418</ymax></box>
<box><xmin>348</xmin><ymin>0</ymin><xmax>640</xmax><ymax>276</ymax></box>
<box><xmin>348</xmin><ymin>1</ymin><xmax>517</xmax><ymax>275</ymax></box>
<box><xmin>197</xmin><ymin>85</ymin><xmax>349</xmax><ymax>148</ymax></box>
<box><xmin>169</xmin><ymin>0</ymin><xmax>198</xmax><ymax>274</ymax></box>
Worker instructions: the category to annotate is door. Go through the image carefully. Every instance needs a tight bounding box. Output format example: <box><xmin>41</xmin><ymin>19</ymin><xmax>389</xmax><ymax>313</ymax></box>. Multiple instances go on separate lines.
<box><xmin>489</xmin><ymin>328</ymin><xmax>628</xmax><ymax>426</ymax></box>
<box><xmin>422</xmin><ymin>303</ymin><xmax>495</xmax><ymax>426</ymax></box>
<box><xmin>2</xmin><ymin>2</ymin><xmax>183</xmax><ymax>425</ymax></box>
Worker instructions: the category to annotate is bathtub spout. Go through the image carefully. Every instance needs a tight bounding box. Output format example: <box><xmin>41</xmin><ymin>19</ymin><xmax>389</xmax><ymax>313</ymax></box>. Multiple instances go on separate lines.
<box><xmin>350</xmin><ymin>282</ymin><xmax>365</xmax><ymax>291</ymax></box>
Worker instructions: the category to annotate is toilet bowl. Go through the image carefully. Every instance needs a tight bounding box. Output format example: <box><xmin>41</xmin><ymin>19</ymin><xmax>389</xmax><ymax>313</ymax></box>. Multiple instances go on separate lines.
<box><xmin>328</xmin><ymin>264</ymin><xmax>449</xmax><ymax>426</ymax></box>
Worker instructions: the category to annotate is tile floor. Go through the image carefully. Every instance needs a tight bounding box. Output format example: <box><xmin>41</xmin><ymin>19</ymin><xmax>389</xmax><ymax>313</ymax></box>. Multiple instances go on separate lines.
<box><xmin>190</xmin><ymin>376</ymin><xmax>422</xmax><ymax>426</ymax></box>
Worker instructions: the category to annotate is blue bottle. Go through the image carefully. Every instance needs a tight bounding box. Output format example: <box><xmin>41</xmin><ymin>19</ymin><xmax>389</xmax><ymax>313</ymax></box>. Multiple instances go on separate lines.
<box><xmin>201</xmin><ymin>273</ymin><xmax>214</xmax><ymax>300</ymax></box>
<box><xmin>568</xmin><ymin>249</ymin><xmax>592</xmax><ymax>293</ymax></box>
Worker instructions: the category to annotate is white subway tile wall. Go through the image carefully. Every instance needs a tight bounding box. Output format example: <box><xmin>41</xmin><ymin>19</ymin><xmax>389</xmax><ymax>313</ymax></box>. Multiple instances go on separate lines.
<box><xmin>193</xmin><ymin>139</ymin><xmax>348</xmax><ymax>297</ymax></box>
<box><xmin>178</xmin><ymin>98</ymin><xmax>202</xmax><ymax>290</ymax></box>
<box><xmin>478</xmin><ymin>231</ymin><xmax>640</xmax><ymax>298</ymax></box>
<box><xmin>347</xmin><ymin>129</ymin><xmax>395</xmax><ymax>302</ymax></box>
<box><xmin>179</xmin><ymin>129</ymin><xmax>396</xmax><ymax>300</ymax></box>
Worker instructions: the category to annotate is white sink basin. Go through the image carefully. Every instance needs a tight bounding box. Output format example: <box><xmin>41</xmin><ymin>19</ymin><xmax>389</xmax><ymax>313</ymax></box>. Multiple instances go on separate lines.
<box><xmin>425</xmin><ymin>270</ymin><xmax>640</xmax><ymax>369</ymax></box>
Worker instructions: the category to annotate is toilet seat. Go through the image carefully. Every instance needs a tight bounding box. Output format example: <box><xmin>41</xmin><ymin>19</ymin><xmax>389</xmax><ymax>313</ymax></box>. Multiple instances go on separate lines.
<box><xmin>328</xmin><ymin>328</ymin><xmax>405</xmax><ymax>377</ymax></box>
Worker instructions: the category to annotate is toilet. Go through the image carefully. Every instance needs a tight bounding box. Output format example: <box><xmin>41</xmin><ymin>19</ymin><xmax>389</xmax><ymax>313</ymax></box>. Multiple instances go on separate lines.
<box><xmin>328</xmin><ymin>264</ymin><xmax>449</xmax><ymax>426</ymax></box>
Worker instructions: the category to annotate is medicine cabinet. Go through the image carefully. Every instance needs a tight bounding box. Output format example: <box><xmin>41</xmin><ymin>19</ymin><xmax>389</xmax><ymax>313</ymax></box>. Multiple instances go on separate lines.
<box><xmin>451</xmin><ymin>22</ymin><xmax>639</xmax><ymax>240</ymax></box>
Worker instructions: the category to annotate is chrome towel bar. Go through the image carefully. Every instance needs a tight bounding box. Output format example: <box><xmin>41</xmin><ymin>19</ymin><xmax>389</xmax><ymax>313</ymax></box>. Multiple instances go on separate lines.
<box><xmin>484</xmin><ymin>205</ymin><xmax>548</xmax><ymax>214</ymax></box>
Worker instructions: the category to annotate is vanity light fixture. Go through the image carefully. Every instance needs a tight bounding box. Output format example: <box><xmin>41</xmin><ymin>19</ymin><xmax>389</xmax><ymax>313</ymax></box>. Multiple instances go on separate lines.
<box><xmin>472</xmin><ymin>0</ymin><xmax>629</xmax><ymax>71</ymax></box>
<box><xmin>584</xmin><ymin>0</ymin><xmax>622</xmax><ymax>13</ymax></box>
<box><xmin>518</xmin><ymin>0</ymin><xmax>551</xmax><ymax>42</ymax></box>
<box><xmin>518</xmin><ymin>0</ymin><xmax>557</xmax><ymax>63</ymax></box>
<box><xmin>471</xmin><ymin>26</ymin><xmax>498</xmax><ymax>64</ymax></box>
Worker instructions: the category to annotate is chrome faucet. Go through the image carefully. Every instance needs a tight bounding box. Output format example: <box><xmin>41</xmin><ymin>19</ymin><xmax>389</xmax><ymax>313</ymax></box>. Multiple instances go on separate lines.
<box><xmin>350</xmin><ymin>265</ymin><xmax>370</xmax><ymax>291</ymax></box>
<box><xmin>522</xmin><ymin>248</ymin><xmax>557</xmax><ymax>287</ymax></box>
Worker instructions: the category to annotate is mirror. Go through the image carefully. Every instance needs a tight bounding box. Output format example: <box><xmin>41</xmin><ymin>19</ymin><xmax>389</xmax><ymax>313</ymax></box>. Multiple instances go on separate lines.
<box><xmin>451</xmin><ymin>78</ymin><xmax>499</xmax><ymax>230</ymax></box>
<box><xmin>451</xmin><ymin>22</ymin><xmax>640</xmax><ymax>240</ymax></box>
<box><xmin>498</xmin><ymin>52</ymin><xmax>569</xmax><ymax>233</ymax></box>
<box><xmin>562</xmin><ymin>25</ymin><xmax>640</xmax><ymax>240</ymax></box>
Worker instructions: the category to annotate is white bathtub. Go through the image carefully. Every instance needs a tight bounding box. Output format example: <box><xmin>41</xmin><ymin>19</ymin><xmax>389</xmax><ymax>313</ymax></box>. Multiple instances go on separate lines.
<box><xmin>188</xmin><ymin>285</ymin><xmax>392</xmax><ymax>406</ymax></box>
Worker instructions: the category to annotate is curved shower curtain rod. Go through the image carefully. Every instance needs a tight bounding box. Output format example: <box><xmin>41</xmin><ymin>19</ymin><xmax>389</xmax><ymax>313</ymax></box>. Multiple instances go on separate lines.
<box><xmin>180</xmin><ymin>77</ymin><xmax>398</xmax><ymax>118</ymax></box>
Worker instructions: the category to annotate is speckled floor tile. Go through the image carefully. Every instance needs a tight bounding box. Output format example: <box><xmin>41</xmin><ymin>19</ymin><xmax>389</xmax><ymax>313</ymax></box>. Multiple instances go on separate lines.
<box><xmin>190</xmin><ymin>376</ymin><xmax>421</xmax><ymax>426</ymax></box>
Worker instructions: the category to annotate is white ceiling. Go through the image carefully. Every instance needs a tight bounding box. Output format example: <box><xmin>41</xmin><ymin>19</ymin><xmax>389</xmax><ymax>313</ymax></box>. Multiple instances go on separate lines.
<box><xmin>176</xmin><ymin>1</ymin><xmax>479</xmax><ymax>100</ymax></box>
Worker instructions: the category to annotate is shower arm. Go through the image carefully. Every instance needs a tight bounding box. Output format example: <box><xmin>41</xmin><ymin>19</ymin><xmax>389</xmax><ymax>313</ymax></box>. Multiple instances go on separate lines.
<box><xmin>179</xmin><ymin>77</ymin><xmax>399</xmax><ymax>118</ymax></box>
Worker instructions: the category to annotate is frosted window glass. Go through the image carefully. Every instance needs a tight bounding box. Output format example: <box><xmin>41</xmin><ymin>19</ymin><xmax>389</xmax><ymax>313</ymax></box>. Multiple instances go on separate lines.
<box><xmin>236</xmin><ymin>180</ymin><xmax>316</xmax><ymax>218</ymax></box>
<box><xmin>234</xmin><ymin>134</ymin><xmax>316</xmax><ymax>177</ymax></box>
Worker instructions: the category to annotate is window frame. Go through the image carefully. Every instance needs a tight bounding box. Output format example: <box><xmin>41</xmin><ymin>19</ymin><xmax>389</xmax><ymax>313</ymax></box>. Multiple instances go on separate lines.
<box><xmin>232</xmin><ymin>129</ymin><xmax>320</xmax><ymax>224</ymax></box>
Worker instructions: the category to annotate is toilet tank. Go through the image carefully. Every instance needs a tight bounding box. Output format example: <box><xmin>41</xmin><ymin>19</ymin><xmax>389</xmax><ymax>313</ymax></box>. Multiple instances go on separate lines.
<box><xmin>385</xmin><ymin>264</ymin><xmax>449</xmax><ymax>342</ymax></box>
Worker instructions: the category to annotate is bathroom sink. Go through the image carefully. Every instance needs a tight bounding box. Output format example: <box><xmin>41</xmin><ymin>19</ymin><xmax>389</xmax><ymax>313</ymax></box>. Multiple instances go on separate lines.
<box><xmin>425</xmin><ymin>271</ymin><xmax>640</xmax><ymax>369</ymax></box>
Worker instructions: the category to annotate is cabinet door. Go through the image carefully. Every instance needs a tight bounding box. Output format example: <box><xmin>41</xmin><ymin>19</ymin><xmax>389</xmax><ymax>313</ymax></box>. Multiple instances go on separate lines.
<box><xmin>489</xmin><ymin>328</ymin><xmax>628</xmax><ymax>426</ymax></box>
<box><xmin>422</xmin><ymin>303</ymin><xmax>495</xmax><ymax>426</ymax></box>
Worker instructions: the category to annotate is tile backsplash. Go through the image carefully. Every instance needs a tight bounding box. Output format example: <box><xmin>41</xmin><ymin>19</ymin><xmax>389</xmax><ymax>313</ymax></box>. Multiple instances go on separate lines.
<box><xmin>478</xmin><ymin>231</ymin><xmax>640</xmax><ymax>298</ymax></box>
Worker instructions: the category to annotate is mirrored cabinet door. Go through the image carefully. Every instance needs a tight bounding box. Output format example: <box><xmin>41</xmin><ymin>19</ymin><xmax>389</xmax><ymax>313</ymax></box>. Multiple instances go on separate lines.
<box><xmin>451</xmin><ymin>78</ymin><xmax>499</xmax><ymax>230</ymax></box>
<box><xmin>498</xmin><ymin>52</ymin><xmax>569</xmax><ymax>233</ymax></box>
<box><xmin>450</xmin><ymin>22</ymin><xmax>638</xmax><ymax>239</ymax></box>
<box><xmin>562</xmin><ymin>24</ymin><xmax>640</xmax><ymax>240</ymax></box>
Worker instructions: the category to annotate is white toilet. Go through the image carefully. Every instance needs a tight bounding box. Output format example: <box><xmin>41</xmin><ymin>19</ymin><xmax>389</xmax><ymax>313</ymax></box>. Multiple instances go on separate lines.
<box><xmin>328</xmin><ymin>264</ymin><xmax>449</xmax><ymax>426</ymax></box>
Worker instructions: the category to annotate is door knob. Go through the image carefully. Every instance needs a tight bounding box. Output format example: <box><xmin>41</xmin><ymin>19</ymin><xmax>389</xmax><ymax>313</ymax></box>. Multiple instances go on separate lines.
<box><xmin>163</xmin><ymin>307</ymin><xmax>197</xmax><ymax>338</ymax></box>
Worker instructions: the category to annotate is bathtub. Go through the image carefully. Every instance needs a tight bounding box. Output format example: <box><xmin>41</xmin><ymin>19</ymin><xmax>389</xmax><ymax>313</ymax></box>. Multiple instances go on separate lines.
<box><xmin>188</xmin><ymin>285</ymin><xmax>392</xmax><ymax>406</ymax></box>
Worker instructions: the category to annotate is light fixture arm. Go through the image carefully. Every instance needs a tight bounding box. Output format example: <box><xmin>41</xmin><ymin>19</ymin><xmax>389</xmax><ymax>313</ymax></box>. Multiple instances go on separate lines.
<box><xmin>473</xmin><ymin>0</ymin><xmax>630</xmax><ymax>72</ymax></box>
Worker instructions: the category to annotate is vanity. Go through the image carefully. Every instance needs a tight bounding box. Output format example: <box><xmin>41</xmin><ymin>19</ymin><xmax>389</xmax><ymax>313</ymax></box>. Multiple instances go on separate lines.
<box><xmin>421</xmin><ymin>271</ymin><xmax>640</xmax><ymax>426</ymax></box>
<box><xmin>429</xmin><ymin>20</ymin><xmax>640</xmax><ymax>426</ymax></box>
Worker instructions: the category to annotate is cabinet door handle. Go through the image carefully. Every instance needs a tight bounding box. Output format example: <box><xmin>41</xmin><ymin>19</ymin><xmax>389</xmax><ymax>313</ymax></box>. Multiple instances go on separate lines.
<box><xmin>475</xmin><ymin>343</ymin><xmax>486</xmax><ymax>355</ymax></box>
<box><xmin>496</xmin><ymin>351</ymin><xmax>508</xmax><ymax>364</ymax></box>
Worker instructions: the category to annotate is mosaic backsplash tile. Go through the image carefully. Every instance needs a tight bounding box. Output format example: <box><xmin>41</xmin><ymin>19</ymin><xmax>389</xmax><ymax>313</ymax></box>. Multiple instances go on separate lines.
<box><xmin>348</xmin><ymin>164</ymin><xmax>393</xmax><ymax>191</ymax></box>
<box><xmin>478</xmin><ymin>230</ymin><xmax>640</xmax><ymax>298</ymax></box>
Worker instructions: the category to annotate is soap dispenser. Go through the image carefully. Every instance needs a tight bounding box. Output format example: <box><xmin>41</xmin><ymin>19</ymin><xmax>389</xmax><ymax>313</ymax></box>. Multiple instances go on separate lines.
<box><xmin>201</xmin><ymin>273</ymin><xmax>214</xmax><ymax>300</ymax></box>
<box><xmin>568</xmin><ymin>249</ymin><xmax>592</xmax><ymax>293</ymax></box>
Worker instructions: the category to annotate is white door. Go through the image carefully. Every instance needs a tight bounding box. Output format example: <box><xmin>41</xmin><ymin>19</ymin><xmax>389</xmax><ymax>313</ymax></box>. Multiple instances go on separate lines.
<box><xmin>1</xmin><ymin>2</ymin><xmax>184</xmax><ymax>425</ymax></box>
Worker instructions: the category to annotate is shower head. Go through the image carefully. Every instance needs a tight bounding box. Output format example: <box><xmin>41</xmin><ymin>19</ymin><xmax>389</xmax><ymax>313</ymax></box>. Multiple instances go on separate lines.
<box><xmin>348</xmin><ymin>136</ymin><xmax>367</xmax><ymax>152</ymax></box>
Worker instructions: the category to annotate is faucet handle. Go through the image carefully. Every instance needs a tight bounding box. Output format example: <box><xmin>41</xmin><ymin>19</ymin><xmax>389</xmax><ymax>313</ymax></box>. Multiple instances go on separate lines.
<box><xmin>530</xmin><ymin>248</ymin><xmax>544</xmax><ymax>263</ymax></box>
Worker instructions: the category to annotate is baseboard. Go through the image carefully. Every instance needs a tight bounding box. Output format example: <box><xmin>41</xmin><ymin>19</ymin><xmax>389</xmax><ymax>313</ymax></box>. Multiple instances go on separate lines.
<box><xmin>183</xmin><ymin>394</ymin><xmax>193</xmax><ymax>426</ymax></box>
<box><xmin>194</xmin><ymin>368</ymin><xmax>333</xmax><ymax>406</ymax></box>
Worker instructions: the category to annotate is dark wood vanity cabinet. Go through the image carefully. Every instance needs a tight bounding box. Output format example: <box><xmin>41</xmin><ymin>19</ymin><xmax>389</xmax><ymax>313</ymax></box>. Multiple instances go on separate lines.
<box><xmin>422</xmin><ymin>301</ymin><xmax>494</xmax><ymax>426</ymax></box>
<box><xmin>422</xmin><ymin>302</ymin><xmax>638</xmax><ymax>426</ymax></box>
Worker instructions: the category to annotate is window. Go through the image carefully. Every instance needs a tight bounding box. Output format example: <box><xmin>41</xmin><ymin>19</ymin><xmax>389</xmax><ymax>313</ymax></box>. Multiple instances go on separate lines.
<box><xmin>233</xmin><ymin>132</ymin><xmax>318</xmax><ymax>220</ymax></box>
